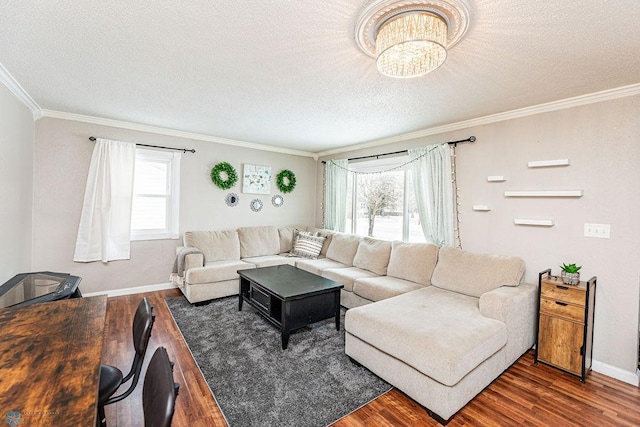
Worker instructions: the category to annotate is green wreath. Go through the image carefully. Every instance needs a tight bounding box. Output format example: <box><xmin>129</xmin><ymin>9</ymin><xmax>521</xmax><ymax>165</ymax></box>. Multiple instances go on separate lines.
<box><xmin>276</xmin><ymin>169</ymin><xmax>296</xmax><ymax>193</ymax></box>
<box><xmin>210</xmin><ymin>162</ymin><xmax>238</xmax><ymax>190</ymax></box>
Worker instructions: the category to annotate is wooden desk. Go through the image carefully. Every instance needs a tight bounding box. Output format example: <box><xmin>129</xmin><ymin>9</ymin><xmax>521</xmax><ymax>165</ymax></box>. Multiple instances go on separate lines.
<box><xmin>0</xmin><ymin>295</ymin><xmax>107</xmax><ymax>426</ymax></box>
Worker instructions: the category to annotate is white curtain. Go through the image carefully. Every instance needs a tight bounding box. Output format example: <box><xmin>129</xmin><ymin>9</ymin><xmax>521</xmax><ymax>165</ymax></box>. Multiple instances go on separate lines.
<box><xmin>74</xmin><ymin>138</ymin><xmax>136</xmax><ymax>262</ymax></box>
<box><xmin>409</xmin><ymin>144</ymin><xmax>455</xmax><ymax>247</ymax></box>
<box><xmin>324</xmin><ymin>159</ymin><xmax>349</xmax><ymax>232</ymax></box>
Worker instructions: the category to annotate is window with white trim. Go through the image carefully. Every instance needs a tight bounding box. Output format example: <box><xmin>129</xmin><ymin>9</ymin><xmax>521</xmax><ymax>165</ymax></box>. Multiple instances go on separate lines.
<box><xmin>130</xmin><ymin>148</ymin><xmax>181</xmax><ymax>241</ymax></box>
<box><xmin>344</xmin><ymin>155</ymin><xmax>427</xmax><ymax>243</ymax></box>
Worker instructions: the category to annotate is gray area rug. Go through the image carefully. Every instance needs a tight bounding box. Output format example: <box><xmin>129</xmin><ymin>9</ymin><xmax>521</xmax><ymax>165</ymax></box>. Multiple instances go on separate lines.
<box><xmin>165</xmin><ymin>296</ymin><xmax>391</xmax><ymax>427</ymax></box>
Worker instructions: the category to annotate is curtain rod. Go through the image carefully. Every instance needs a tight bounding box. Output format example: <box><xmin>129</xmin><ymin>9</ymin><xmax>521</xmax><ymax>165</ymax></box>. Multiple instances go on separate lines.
<box><xmin>321</xmin><ymin>136</ymin><xmax>475</xmax><ymax>163</ymax></box>
<box><xmin>88</xmin><ymin>136</ymin><xmax>196</xmax><ymax>153</ymax></box>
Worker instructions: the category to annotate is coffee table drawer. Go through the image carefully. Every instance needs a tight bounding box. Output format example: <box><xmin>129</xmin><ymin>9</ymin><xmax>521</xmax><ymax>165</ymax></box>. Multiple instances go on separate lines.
<box><xmin>250</xmin><ymin>285</ymin><xmax>270</xmax><ymax>311</ymax></box>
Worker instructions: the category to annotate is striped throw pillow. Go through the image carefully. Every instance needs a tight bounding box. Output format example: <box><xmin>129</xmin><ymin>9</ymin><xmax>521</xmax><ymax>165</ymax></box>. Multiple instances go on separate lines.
<box><xmin>289</xmin><ymin>231</ymin><xmax>325</xmax><ymax>259</ymax></box>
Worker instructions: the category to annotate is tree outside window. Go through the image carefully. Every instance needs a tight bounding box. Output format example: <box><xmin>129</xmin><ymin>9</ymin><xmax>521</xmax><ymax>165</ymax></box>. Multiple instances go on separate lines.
<box><xmin>357</xmin><ymin>172</ymin><xmax>403</xmax><ymax>237</ymax></box>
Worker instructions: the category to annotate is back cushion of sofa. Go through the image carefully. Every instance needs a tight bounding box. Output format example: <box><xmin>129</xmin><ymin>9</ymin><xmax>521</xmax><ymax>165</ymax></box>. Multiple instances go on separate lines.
<box><xmin>183</xmin><ymin>230</ymin><xmax>240</xmax><ymax>262</ymax></box>
<box><xmin>278</xmin><ymin>227</ymin><xmax>298</xmax><ymax>253</ymax></box>
<box><xmin>238</xmin><ymin>226</ymin><xmax>280</xmax><ymax>258</ymax></box>
<box><xmin>387</xmin><ymin>241</ymin><xmax>439</xmax><ymax>286</ymax></box>
<box><xmin>352</xmin><ymin>237</ymin><xmax>392</xmax><ymax>276</ymax></box>
<box><xmin>325</xmin><ymin>233</ymin><xmax>360</xmax><ymax>266</ymax></box>
<box><xmin>431</xmin><ymin>247</ymin><xmax>525</xmax><ymax>298</ymax></box>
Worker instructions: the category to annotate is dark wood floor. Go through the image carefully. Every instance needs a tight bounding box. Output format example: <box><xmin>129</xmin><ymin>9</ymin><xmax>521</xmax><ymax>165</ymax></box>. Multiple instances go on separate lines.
<box><xmin>102</xmin><ymin>289</ymin><xmax>640</xmax><ymax>426</ymax></box>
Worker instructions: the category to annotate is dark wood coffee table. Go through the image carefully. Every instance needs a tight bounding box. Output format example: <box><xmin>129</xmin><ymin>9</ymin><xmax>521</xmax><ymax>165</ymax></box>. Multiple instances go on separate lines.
<box><xmin>238</xmin><ymin>264</ymin><xmax>343</xmax><ymax>349</ymax></box>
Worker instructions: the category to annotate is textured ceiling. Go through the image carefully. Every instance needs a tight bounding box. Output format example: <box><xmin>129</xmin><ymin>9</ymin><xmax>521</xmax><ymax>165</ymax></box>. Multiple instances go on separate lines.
<box><xmin>1</xmin><ymin>0</ymin><xmax>639</xmax><ymax>153</ymax></box>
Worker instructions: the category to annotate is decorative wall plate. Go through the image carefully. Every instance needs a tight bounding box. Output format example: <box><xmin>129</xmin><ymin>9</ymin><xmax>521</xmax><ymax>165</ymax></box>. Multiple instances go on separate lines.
<box><xmin>272</xmin><ymin>194</ymin><xmax>284</xmax><ymax>207</ymax></box>
<box><xmin>250</xmin><ymin>198</ymin><xmax>263</xmax><ymax>212</ymax></box>
<box><xmin>225</xmin><ymin>192</ymin><xmax>239</xmax><ymax>207</ymax></box>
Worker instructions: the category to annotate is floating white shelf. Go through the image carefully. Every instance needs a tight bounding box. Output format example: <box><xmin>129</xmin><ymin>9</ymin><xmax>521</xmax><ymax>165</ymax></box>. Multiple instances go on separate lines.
<box><xmin>528</xmin><ymin>159</ymin><xmax>570</xmax><ymax>168</ymax></box>
<box><xmin>514</xmin><ymin>218</ymin><xmax>555</xmax><ymax>226</ymax></box>
<box><xmin>487</xmin><ymin>176</ymin><xmax>506</xmax><ymax>182</ymax></box>
<box><xmin>472</xmin><ymin>205</ymin><xmax>491</xmax><ymax>211</ymax></box>
<box><xmin>504</xmin><ymin>190</ymin><xmax>583</xmax><ymax>197</ymax></box>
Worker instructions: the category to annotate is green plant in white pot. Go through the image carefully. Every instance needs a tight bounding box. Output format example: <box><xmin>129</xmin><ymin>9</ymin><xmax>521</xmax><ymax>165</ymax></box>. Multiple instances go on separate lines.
<box><xmin>560</xmin><ymin>263</ymin><xmax>581</xmax><ymax>285</ymax></box>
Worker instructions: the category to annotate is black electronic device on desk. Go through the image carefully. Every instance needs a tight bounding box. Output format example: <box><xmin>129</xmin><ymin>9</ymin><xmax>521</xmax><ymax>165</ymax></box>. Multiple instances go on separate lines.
<box><xmin>0</xmin><ymin>271</ymin><xmax>82</xmax><ymax>309</ymax></box>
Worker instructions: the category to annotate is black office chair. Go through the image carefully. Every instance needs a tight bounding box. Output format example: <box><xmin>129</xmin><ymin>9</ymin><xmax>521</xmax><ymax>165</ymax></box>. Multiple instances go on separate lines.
<box><xmin>98</xmin><ymin>297</ymin><xmax>155</xmax><ymax>426</ymax></box>
<box><xmin>143</xmin><ymin>346</ymin><xmax>180</xmax><ymax>427</ymax></box>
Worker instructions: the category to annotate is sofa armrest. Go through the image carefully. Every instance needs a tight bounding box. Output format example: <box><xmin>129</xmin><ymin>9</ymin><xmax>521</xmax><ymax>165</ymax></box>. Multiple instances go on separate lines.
<box><xmin>479</xmin><ymin>282</ymin><xmax>538</xmax><ymax>365</ymax></box>
<box><xmin>184</xmin><ymin>252</ymin><xmax>204</xmax><ymax>271</ymax></box>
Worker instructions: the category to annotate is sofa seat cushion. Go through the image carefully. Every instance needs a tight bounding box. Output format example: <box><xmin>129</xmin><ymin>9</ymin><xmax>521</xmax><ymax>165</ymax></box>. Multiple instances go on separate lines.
<box><xmin>431</xmin><ymin>247</ymin><xmax>525</xmax><ymax>298</ymax></box>
<box><xmin>186</xmin><ymin>260</ymin><xmax>255</xmax><ymax>284</ymax></box>
<box><xmin>184</xmin><ymin>230</ymin><xmax>240</xmax><ymax>262</ymax></box>
<box><xmin>295</xmin><ymin>258</ymin><xmax>347</xmax><ymax>276</ymax></box>
<box><xmin>242</xmin><ymin>255</ymin><xmax>299</xmax><ymax>268</ymax></box>
<box><xmin>387</xmin><ymin>241</ymin><xmax>439</xmax><ymax>286</ymax></box>
<box><xmin>322</xmin><ymin>267</ymin><xmax>379</xmax><ymax>292</ymax></box>
<box><xmin>238</xmin><ymin>226</ymin><xmax>280</xmax><ymax>258</ymax></box>
<box><xmin>353</xmin><ymin>276</ymin><xmax>424</xmax><ymax>302</ymax></box>
<box><xmin>345</xmin><ymin>286</ymin><xmax>507</xmax><ymax>386</ymax></box>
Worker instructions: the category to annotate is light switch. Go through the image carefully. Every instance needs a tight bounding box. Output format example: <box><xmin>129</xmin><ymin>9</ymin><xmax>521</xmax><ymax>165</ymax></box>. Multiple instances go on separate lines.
<box><xmin>584</xmin><ymin>223</ymin><xmax>610</xmax><ymax>239</ymax></box>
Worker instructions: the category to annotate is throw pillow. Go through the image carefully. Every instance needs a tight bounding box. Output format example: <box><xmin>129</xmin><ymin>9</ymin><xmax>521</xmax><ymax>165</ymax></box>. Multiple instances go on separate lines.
<box><xmin>289</xmin><ymin>231</ymin><xmax>325</xmax><ymax>259</ymax></box>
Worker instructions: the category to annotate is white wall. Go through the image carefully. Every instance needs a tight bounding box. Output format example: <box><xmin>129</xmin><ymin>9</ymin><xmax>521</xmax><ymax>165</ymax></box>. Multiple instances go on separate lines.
<box><xmin>0</xmin><ymin>84</ymin><xmax>34</xmax><ymax>281</ymax></box>
<box><xmin>317</xmin><ymin>95</ymin><xmax>640</xmax><ymax>381</ymax></box>
<box><xmin>32</xmin><ymin>117</ymin><xmax>316</xmax><ymax>294</ymax></box>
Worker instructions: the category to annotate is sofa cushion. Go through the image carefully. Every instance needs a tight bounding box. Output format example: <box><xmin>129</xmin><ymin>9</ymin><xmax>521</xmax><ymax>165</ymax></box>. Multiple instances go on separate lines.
<box><xmin>183</xmin><ymin>230</ymin><xmax>240</xmax><ymax>262</ymax></box>
<box><xmin>186</xmin><ymin>260</ymin><xmax>255</xmax><ymax>284</ymax></box>
<box><xmin>352</xmin><ymin>237</ymin><xmax>392</xmax><ymax>276</ymax></box>
<box><xmin>325</xmin><ymin>233</ymin><xmax>360</xmax><ymax>266</ymax></box>
<box><xmin>295</xmin><ymin>258</ymin><xmax>348</xmax><ymax>276</ymax></box>
<box><xmin>238</xmin><ymin>226</ymin><xmax>280</xmax><ymax>258</ymax></box>
<box><xmin>308</xmin><ymin>228</ymin><xmax>335</xmax><ymax>255</ymax></box>
<box><xmin>387</xmin><ymin>241</ymin><xmax>439</xmax><ymax>286</ymax></box>
<box><xmin>431</xmin><ymin>247</ymin><xmax>525</xmax><ymax>298</ymax></box>
<box><xmin>278</xmin><ymin>227</ymin><xmax>297</xmax><ymax>253</ymax></box>
<box><xmin>322</xmin><ymin>267</ymin><xmax>379</xmax><ymax>292</ymax></box>
<box><xmin>345</xmin><ymin>286</ymin><xmax>507</xmax><ymax>386</ymax></box>
<box><xmin>289</xmin><ymin>231</ymin><xmax>325</xmax><ymax>259</ymax></box>
<box><xmin>353</xmin><ymin>276</ymin><xmax>425</xmax><ymax>302</ymax></box>
<box><xmin>242</xmin><ymin>255</ymin><xmax>298</xmax><ymax>268</ymax></box>
<box><xmin>278</xmin><ymin>225</ymin><xmax>309</xmax><ymax>253</ymax></box>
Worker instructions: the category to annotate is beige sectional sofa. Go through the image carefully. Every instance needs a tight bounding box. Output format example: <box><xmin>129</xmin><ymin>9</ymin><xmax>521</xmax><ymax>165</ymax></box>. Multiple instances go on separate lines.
<box><xmin>173</xmin><ymin>225</ymin><xmax>537</xmax><ymax>422</ymax></box>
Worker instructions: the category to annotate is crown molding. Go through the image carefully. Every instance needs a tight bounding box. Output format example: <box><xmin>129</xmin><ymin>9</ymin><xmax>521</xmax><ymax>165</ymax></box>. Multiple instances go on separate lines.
<box><xmin>39</xmin><ymin>109</ymin><xmax>317</xmax><ymax>158</ymax></box>
<box><xmin>0</xmin><ymin>61</ymin><xmax>42</xmax><ymax>118</ymax></box>
<box><xmin>316</xmin><ymin>83</ymin><xmax>640</xmax><ymax>158</ymax></box>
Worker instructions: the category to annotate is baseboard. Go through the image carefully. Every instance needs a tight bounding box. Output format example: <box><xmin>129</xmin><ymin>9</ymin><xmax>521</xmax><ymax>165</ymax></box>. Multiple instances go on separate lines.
<box><xmin>83</xmin><ymin>282</ymin><xmax>178</xmax><ymax>298</ymax></box>
<box><xmin>592</xmin><ymin>360</ymin><xmax>639</xmax><ymax>387</ymax></box>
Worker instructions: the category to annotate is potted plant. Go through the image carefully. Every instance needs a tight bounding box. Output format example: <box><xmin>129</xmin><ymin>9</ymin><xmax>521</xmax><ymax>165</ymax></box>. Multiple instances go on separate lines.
<box><xmin>560</xmin><ymin>263</ymin><xmax>581</xmax><ymax>285</ymax></box>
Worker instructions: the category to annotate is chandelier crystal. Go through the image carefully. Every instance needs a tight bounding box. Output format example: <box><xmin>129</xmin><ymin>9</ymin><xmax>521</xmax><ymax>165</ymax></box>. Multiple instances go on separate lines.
<box><xmin>375</xmin><ymin>12</ymin><xmax>447</xmax><ymax>78</ymax></box>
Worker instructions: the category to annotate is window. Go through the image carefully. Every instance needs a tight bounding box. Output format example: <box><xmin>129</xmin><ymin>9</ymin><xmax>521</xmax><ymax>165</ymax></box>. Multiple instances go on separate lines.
<box><xmin>130</xmin><ymin>149</ymin><xmax>181</xmax><ymax>240</ymax></box>
<box><xmin>345</xmin><ymin>155</ymin><xmax>427</xmax><ymax>243</ymax></box>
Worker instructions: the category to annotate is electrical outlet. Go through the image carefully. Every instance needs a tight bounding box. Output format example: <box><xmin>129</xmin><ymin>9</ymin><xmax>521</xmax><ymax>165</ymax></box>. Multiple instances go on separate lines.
<box><xmin>584</xmin><ymin>223</ymin><xmax>610</xmax><ymax>239</ymax></box>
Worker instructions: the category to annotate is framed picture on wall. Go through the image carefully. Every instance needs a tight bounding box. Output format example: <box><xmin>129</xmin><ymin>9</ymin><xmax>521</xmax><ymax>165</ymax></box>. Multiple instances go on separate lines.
<box><xmin>242</xmin><ymin>164</ymin><xmax>272</xmax><ymax>194</ymax></box>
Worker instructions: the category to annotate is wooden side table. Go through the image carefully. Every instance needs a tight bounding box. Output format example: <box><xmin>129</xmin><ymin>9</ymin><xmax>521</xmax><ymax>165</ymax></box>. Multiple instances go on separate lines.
<box><xmin>535</xmin><ymin>269</ymin><xmax>596</xmax><ymax>382</ymax></box>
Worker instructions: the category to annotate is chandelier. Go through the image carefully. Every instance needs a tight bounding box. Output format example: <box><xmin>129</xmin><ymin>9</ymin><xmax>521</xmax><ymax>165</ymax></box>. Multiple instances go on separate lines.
<box><xmin>356</xmin><ymin>0</ymin><xmax>471</xmax><ymax>78</ymax></box>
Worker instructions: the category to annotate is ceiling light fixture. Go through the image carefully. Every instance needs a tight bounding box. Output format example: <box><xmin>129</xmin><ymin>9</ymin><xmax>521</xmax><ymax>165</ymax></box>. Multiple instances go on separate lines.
<box><xmin>356</xmin><ymin>0</ymin><xmax>471</xmax><ymax>78</ymax></box>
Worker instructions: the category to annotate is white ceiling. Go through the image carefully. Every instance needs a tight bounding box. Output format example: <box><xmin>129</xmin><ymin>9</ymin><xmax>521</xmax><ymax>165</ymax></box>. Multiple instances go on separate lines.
<box><xmin>1</xmin><ymin>1</ymin><xmax>639</xmax><ymax>154</ymax></box>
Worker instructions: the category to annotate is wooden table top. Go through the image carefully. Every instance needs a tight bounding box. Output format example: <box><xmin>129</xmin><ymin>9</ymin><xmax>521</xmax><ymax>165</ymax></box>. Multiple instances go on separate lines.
<box><xmin>0</xmin><ymin>295</ymin><xmax>107</xmax><ymax>426</ymax></box>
